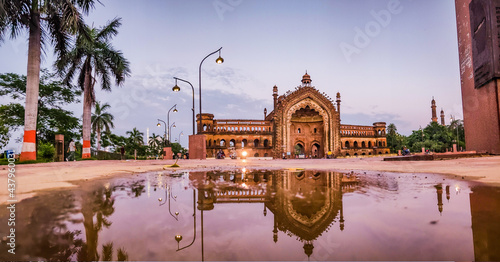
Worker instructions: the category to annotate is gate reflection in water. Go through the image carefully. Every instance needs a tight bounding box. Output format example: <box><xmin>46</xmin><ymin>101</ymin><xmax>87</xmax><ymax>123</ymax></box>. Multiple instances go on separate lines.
<box><xmin>1</xmin><ymin>170</ymin><xmax>499</xmax><ymax>261</ymax></box>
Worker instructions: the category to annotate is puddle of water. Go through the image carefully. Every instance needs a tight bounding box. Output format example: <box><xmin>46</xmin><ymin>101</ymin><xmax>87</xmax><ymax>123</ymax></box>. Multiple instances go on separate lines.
<box><xmin>0</xmin><ymin>170</ymin><xmax>499</xmax><ymax>261</ymax></box>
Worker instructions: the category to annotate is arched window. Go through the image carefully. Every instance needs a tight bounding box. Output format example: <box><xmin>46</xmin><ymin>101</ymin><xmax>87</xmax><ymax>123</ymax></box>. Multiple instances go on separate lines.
<box><xmin>254</xmin><ymin>139</ymin><xmax>259</xmax><ymax>147</ymax></box>
<box><xmin>264</xmin><ymin>139</ymin><xmax>269</xmax><ymax>147</ymax></box>
<box><xmin>314</xmin><ymin>128</ymin><xmax>317</xmax><ymax>133</ymax></box>
<box><xmin>345</xmin><ymin>141</ymin><xmax>350</xmax><ymax>148</ymax></box>
<box><xmin>203</xmin><ymin>124</ymin><xmax>207</xmax><ymax>131</ymax></box>
<box><xmin>368</xmin><ymin>141</ymin><xmax>372</xmax><ymax>148</ymax></box>
<box><xmin>208</xmin><ymin>140</ymin><xmax>211</xmax><ymax>146</ymax></box>
<box><xmin>362</xmin><ymin>141</ymin><xmax>366</xmax><ymax>148</ymax></box>
<box><xmin>378</xmin><ymin>141</ymin><xmax>382</xmax><ymax>147</ymax></box>
<box><xmin>254</xmin><ymin>153</ymin><xmax>259</xmax><ymax>157</ymax></box>
<box><xmin>354</xmin><ymin>141</ymin><xmax>359</xmax><ymax>148</ymax></box>
<box><xmin>242</xmin><ymin>139</ymin><xmax>247</xmax><ymax>148</ymax></box>
<box><xmin>220</xmin><ymin>139</ymin><xmax>226</xmax><ymax>147</ymax></box>
<box><xmin>298</xmin><ymin>128</ymin><xmax>301</xmax><ymax>133</ymax></box>
<box><xmin>383</xmin><ymin>141</ymin><xmax>386</xmax><ymax>147</ymax></box>
<box><xmin>229</xmin><ymin>139</ymin><xmax>235</xmax><ymax>147</ymax></box>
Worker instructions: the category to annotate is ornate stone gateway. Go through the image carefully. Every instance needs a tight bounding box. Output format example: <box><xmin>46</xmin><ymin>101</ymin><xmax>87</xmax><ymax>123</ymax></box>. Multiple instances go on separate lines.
<box><xmin>200</xmin><ymin>72</ymin><xmax>388</xmax><ymax>159</ymax></box>
<box><xmin>272</xmin><ymin>73</ymin><xmax>341</xmax><ymax>158</ymax></box>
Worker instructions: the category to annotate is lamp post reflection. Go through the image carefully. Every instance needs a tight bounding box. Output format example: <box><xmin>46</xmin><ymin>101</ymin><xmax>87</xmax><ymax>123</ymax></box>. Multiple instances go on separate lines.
<box><xmin>158</xmin><ymin>186</ymin><xmax>179</xmax><ymax>221</ymax></box>
<box><xmin>175</xmin><ymin>189</ymin><xmax>197</xmax><ymax>252</ymax></box>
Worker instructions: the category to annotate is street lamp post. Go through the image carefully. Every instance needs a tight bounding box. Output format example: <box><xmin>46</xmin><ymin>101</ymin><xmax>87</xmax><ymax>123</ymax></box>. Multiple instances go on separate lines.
<box><xmin>177</xmin><ymin>131</ymin><xmax>184</xmax><ymax>143</ymax></box>
<box><xmin>169</xmin><ymin>122</ymin><xmax>176</xmax><ymax>145</ymax></box>
<box><xmin>157</xmin><ymin>119</ymin><xmax>167</xmax><ymax>146</ymax></box>
<box><xmin>198</xmin><ymin>47</ymin><xmax>224</xmax><ymax>133</ymax></box>
<box><xmin>175</xmin><ymin>189</ymin><xmax>196</xmax><ymax>252</ymax></box>
<box><xmin>167</xmin><ymin>104</ymin><xmax>178</xmax><ymax>144</ymax></box>
<box><xmin>158</xmin><ymin>186</ymin><xmax>179</xmax><ymax>221</ymax></box>
<box><xmin>173</xmin><ymin>78</ymin><xmax>195</xmax><ymax>135</ymax></box>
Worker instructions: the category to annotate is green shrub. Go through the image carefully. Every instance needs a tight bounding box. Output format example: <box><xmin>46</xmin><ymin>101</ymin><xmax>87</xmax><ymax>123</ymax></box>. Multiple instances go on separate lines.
<box><xmin>37</xmin><ymin>142</ymin><xmax>55</xmax><ymax>161</ymax></box>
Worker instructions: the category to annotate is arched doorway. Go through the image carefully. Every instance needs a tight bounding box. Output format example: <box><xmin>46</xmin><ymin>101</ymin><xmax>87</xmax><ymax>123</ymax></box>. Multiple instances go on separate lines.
<box><xmin>294</xmin><ymin>143</ymin><xmax>305</xmax><ymax>157</ymax></box>
<box><xmin>289</xmin><ymin>104</ymin><xmax>325</xmax><ymax>159</ymax></box>
<box><xmin>311</xmin><ymin>143</ymin><xmax>321</xmax><ymax>158</ymax></box>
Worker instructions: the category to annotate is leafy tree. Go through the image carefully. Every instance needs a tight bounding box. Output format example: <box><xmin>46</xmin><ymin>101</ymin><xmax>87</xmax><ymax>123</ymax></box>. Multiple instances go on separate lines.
<box><xmin>58</xmin><ymin>18</ymin><xmax>130</xmax><ymax>158</ymax></box>
<box><xmin>386</xmin><ymin>123</ymin><xmax>400</xmax><ymax>153</ymax></box>
<box><xmin>171</xmin><ymin>142</ymin><xmax>184</xmax><ymax>157</ymax></box>
<box><xmin>91</xmin><ymin>101</ymin><xmax>114</xmax><ymax>150</ymax></box>
<box><xmin>37</xmin><ymin>141</ymin><xmax>55</xmax><ymax>160</ymax></box>
<box><xmin>404</xmin><ymin>121</ymin><xmax>465</xmax><ymax>153</ymax></box>
<box><xmin>0</xmin><ymin>0</ymin><xmax>97</xmax><ymax>161</ymax></box>
<box><xmin>0</xmin><ymin>70</ymin><xmax>81</xmax><ymax>146</ymax></box>
<box><xmin>0</xmin><ymin>118</ymin><xmax>10</xmax><ymax>150</ymax></box>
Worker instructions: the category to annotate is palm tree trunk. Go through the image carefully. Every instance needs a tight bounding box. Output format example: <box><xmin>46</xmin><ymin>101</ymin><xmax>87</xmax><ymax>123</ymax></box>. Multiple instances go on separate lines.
<box><xmin>82</xmin><ymin>69</ymin><xmax>92</xmax><ymax>158</ymax></box>
<box><xmin>97</xmin><ymin>126</ymin><xmax>101</xmax><ymax>151</ymax></box>
<box><xmin>20</xmin><ymin>5</ymin><xmax>41</xmax><ymax>162</ymax></box>
<box><xmin>81</xmin><ymin>194</ymin><xmax>98</xmax><ymax>261</ymax></box>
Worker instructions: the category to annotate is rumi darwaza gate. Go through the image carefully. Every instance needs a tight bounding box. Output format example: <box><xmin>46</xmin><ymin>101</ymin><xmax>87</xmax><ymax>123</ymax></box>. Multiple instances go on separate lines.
<box><xmin>198</xmin><ymin>72</ymin><xmax>389</xmax><ymax>158</ymax></box>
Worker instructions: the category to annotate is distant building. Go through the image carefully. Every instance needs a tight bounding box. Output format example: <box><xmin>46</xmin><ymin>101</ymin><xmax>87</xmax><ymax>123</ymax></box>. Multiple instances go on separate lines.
<box><xmin>198</xmin><ymin>73</ymin><xmax>388</xmax><ymax>158</ymax></box>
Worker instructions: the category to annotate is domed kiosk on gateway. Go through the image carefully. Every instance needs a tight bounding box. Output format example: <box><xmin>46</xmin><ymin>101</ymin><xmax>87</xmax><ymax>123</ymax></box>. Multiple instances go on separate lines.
<box><xmin>198</xmin><ymin>72</ymin><xmax>389</xmax><ymax>158</ymax></box>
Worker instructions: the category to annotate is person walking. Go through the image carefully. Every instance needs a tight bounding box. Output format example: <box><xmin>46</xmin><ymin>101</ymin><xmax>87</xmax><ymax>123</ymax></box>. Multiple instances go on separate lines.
<box><xmin>67</xmin><ymin>139</ymin><xmax>76</xmax><ymax>161</ymax></box>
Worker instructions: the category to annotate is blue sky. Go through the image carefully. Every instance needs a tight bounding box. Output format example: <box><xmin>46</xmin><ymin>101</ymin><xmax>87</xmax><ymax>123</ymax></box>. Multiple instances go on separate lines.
<box><xmin>0</xmin><ymin>0</ymin><xmax>462</xmax><ymax>150</ymax></box>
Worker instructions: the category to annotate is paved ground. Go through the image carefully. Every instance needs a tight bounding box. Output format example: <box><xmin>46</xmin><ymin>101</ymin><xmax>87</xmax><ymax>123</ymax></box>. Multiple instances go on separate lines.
<box><xmin>2</xmin><ymin>155</ymin><xmax>500</xmax><ymax>204</ymax></box>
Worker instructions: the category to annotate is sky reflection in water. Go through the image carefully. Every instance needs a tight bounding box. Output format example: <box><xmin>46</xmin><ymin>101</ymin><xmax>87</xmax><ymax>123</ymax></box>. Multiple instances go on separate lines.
<box><xmin>1</xmin><ymin>169</ymin><xmax>499</xmax><ymax>261</ymax></box>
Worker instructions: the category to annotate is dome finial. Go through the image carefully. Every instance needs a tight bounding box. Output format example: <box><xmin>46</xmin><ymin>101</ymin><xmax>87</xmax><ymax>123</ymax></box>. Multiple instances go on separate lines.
<box><xmin>301</xmin><ymin>71</ymin><xmax>311</xmax><ymax>85</ymax></box>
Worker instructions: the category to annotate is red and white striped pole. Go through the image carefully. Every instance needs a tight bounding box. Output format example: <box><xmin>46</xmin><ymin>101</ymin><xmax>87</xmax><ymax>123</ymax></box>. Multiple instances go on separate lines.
<box><xmin>20</xmin><ymin>130</ymin><xmax>37</xmax><ymax>161</ymax></box>
<box><xmin>82</xmin><ymin>140</ymin><xmax>91</xmax><ymax>158</ymax></box>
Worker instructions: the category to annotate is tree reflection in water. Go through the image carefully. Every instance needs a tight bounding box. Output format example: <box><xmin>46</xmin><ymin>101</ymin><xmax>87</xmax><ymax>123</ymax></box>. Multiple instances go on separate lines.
<box><xmin>0</xmin><ymin>191</ymin><xmax>81</xmax><ymax>261</ymax></box>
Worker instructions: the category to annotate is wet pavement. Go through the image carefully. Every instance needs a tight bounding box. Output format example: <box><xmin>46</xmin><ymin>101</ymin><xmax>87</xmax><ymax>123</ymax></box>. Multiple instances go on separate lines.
<box><xmin>0</xmin><ymin>169</ymin><xmax>499</xmax><ymax>261</ymax></box>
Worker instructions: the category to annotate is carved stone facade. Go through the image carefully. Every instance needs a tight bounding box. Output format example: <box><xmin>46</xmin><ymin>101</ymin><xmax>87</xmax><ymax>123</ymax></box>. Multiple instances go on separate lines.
<box><xmin>199</xmin><ymin>73</ymin><xmax>388</xmax><ymax>158</ymax></box>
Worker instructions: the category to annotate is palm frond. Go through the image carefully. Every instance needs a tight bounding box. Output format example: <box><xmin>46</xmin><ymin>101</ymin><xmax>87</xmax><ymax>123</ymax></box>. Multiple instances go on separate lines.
<box><xmin>96</xmin><ymin>17</ymin><xmax>120</xmax><ymax>41</ymax></box>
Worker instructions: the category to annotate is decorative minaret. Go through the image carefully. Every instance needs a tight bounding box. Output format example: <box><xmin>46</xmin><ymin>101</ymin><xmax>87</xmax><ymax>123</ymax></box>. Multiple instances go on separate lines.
<box><xmin>336</xmin><ymin>92</ymin><xmax>341</xmax><ymax>118</ymax></box>
<box><xmin>440</xmin><ymin>109</ymin><xmax>446</xmax><ymax>126</ymax></box>
<box><xmin>435</xmin><ymin>184</ymin><xmax>443</xmax><ymax>215</ymax></box>
<box><xmin>301</xmin><ymin>71</ymin><xmax>311</xmax><ymax>86</ymax></box>
<box><xmin>431</xmin><ymin>97</ymin><xmax>438</xmax><ymax>123</ymax></box>
<box><xmin>264</xmin><ymin>108</ymin><xmax>267</xmax><ymax>120</ymax></box>
<box><xmin>273</xmin><ymin>85</ymin><xmax>278</xmax><ymax>110</ymax></box>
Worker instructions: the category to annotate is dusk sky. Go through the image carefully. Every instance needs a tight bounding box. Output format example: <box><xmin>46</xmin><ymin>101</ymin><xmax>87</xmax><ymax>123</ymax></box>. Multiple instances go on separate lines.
<box><xmin>0</xmin><ymin>0</ymin><xmax>462</xmax><ymax>150</ymax></box>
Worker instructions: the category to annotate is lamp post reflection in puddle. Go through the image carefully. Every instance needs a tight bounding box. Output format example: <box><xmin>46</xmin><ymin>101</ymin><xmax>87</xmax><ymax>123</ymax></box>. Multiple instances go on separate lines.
<box><xmin>158</xmin><ymin>186</ymin><xmax>179</xmax><ymax>221</ymax></box>
<box><xmin>174</xmin><ymin>189</ymin><xmax>197</xmax><ymax>252</ymax></box>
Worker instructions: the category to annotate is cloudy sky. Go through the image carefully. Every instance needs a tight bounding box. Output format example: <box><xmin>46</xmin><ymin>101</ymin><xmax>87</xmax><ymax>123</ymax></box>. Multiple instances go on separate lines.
<box><xmin>0</xmin><ymin>0</ymin><xmax>462</xmax><ymax>150</ymax></box>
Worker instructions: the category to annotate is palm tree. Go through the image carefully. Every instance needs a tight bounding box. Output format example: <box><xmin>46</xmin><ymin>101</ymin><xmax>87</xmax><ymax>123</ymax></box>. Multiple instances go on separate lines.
<box><xmin>148</xmin><ymin>133</ymin><xmax>160</xmax><ymax>147</ymax></box>
<box><xmin>127</xmin><ymin>128</ymin><xmax>144</xmax><ymax>146</ymax></box>
<box><xmin>126</xmin><ymin>127</ymin><xmax>143</xmax><ymax>160</ymax></box>
<box><xmin>91</xmin><ymin>101</ymin><xmax>114</xmax><ymax>150</ymax></box>
<box><xmin>148</xmin><ymin>133</ymin><xmax>162</xmax><ymax>157</ymax></box>
<box><xmin>58</xmin><ymin>18</ymin><xmax>130</xmax><ymax>158</ymax></box>
<box><xmin>1</xmin><ymin>0</ymin><xmax>97</xmax><ymax>161</ymax></box>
